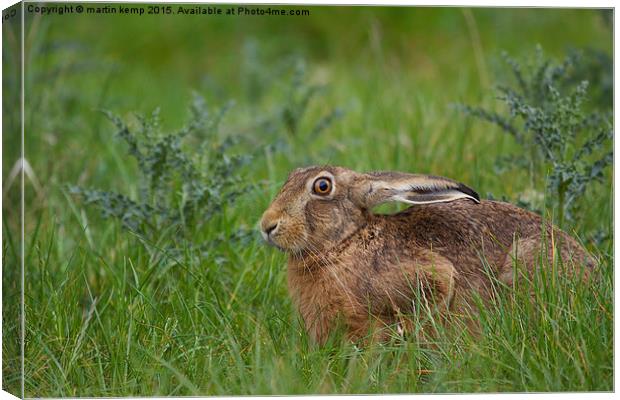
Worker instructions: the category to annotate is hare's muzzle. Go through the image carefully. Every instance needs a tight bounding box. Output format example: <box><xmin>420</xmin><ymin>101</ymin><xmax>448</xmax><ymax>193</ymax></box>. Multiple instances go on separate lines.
<box><xmin>259</xmin><ymin>210</ymin><xmax>281</xmax><ymax>245</ymax></box>
<box><xmin>262</xmin><ymin>221</ymin><xmax>279</xmax><ymax>240</ymax></box>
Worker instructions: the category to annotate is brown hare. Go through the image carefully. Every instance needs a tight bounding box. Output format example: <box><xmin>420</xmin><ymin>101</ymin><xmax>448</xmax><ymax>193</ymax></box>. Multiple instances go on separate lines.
<box><xmin>260</xmin><ymin>165</ymin><xmax>594</xmax><ymax>345</ymax></box>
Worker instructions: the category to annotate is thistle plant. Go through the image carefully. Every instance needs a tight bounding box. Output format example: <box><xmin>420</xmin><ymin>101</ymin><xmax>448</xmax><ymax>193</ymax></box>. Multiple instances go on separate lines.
<box><xmin>69</xmin><ymin>94</ymin><xmax>251</xmax><ymax>254</ymax></box>
<box><xmin>459</xmin><ymin>46</ymin><xmax>612</xmax><ymax>229</ymax></box>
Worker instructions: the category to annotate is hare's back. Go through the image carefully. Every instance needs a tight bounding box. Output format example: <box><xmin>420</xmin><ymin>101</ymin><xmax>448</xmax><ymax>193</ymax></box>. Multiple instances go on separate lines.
<box><xmin>397</xmin><ymin>199</ymin><xmax>542</xmax><ymax>240</ymax></box>
<box><xmin>388</xmin><ymin>199</ymin><xmax>545</xmax><ymax>267</ymax></box>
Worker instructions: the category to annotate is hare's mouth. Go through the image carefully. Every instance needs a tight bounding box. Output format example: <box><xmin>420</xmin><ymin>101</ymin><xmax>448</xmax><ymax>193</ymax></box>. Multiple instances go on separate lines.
<box><xmin>263</xmin><ymin>236</ymin><xmax>285</xmax><ymax>251</ymax></box>
<box><xmin>260</xmin><ymin>219</ymin><xmax>304</xmax><ymax>253</ymax></box>
<box><xmin>263</xmin><ymin>231</ymin><xmax>307</xmax><ymax>254</ymax></box>
<box><xmin>260</xmin><ymin>229</ymin><xmax>287</xmax><ymax>252</ymax></box>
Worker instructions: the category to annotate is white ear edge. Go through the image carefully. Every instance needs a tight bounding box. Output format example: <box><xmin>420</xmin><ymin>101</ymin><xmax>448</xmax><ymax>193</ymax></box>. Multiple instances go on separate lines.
<box><xmin>393</xmin><ymin>192</ymin><xmax>480</xmax><ymax>205</ymax></box>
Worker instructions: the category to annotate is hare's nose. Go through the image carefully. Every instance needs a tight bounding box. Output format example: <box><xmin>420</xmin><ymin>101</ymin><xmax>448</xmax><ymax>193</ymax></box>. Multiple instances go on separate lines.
<box><xmin>260</xmin><ymin>209</ymin><xmax>281</xmax><ymax>241</ymax></box>
<box><xmin>264</xmin><ymin>221</ymin><xmax>279</xmax><ymax>236</ymax></box>
<box><xmin>260</xmin><ymin>221</ymin><xmax>279</xmax><ymax>243</ymax></box>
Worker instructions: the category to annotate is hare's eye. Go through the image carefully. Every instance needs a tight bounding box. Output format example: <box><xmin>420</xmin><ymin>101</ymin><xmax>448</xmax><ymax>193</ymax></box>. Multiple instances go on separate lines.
<box><xmin>313</xmin><ymin>177</ymin><xmax>332</xmax><ymax>195</ymax></box>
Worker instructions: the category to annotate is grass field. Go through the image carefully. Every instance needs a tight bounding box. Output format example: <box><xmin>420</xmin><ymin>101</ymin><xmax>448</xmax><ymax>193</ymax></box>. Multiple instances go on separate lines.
<box><xmin>2</xmin><ymin>6</ymin><xmax>613</xmax><ymax>395</ymax></box>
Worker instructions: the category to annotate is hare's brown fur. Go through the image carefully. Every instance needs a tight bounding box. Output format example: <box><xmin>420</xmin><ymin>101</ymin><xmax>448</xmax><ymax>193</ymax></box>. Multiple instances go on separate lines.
<box><xmin>261</xmin><ymin>166</ymin><xmax>594</xmax><ymax>344</ymax></box>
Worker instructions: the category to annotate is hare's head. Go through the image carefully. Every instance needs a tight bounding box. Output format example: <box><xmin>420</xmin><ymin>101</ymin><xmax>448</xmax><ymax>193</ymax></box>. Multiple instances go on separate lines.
<box><xmin>260</xmin><ymin>166</ymin><xmax>479</xmax><ymax>254</ymax></box>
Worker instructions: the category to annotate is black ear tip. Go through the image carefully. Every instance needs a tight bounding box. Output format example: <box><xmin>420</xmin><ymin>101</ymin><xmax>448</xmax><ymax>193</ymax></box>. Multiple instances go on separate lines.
<box><xmin>458</xmin><ymin>183</ymin><xmax>481</xmax><ymax>202</ymax></box>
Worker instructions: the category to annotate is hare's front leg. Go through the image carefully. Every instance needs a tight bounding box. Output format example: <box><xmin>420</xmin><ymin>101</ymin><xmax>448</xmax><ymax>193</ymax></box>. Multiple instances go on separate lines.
<box><xmin>392</xmin><ymin>256</ymin><xmax>458</xmax><ymax>340</ymax></box>
<box><xmin>304</xmin><ymin>307</ymin><xmax>377</xmax><ymax>345</ymax></box>
<box><xmin>409</xmin><ymin>253</ymin><xmax>458</xmax><ymax>310</ymax></box>
<box><xmin>300</xmin><ymin>302</ymin><xmax>337</xmax><ymax>345</ymax></box>
<box><xmin>346</xmin><ymin>313</ymin><xmax>396</xmax><ymax>344</ymax></box>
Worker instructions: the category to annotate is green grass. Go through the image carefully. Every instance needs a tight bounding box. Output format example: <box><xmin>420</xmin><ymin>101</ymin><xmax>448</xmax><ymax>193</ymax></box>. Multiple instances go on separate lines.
<box><xmin>2</xmin><ymin>6</ymin><xmax>613</xmax><ymax>396</ymax></box>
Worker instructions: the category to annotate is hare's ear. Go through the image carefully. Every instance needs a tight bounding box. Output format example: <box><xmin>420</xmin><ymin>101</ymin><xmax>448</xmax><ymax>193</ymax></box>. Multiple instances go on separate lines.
<box><xmin>349</xmin><ymin>171</ymin><xmax>480</xmax><ymax>209</ymax></box>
